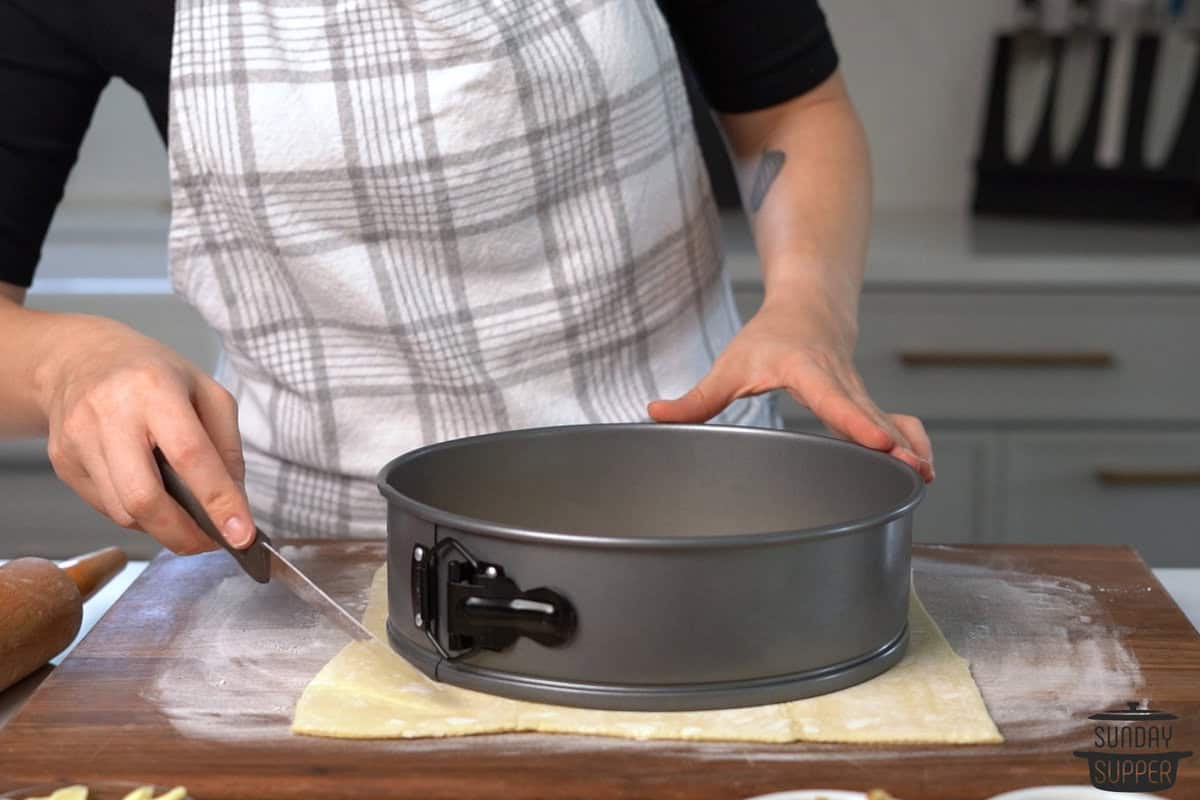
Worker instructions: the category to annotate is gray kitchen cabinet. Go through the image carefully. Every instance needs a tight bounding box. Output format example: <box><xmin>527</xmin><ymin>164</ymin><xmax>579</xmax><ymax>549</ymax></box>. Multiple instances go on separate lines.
<box><xmin>728</xmin><ymin>211</ymin><xmax>1200</xmax><ymax>565</ymax></box>
<box><xmin>0</xmin><ymin>440</ymin><xmax>160</xmax><ymax>559</ymax></box>
<box><xmin>775</xmin><ymin>418</ymin><xmax>996</xmax><ymax>545</ymax></box>
<box><xmin>853</xmin><ymin>292</ymin><xmax>1200</xmax><ymax>423</ymax></box>
<box><xmin>737</xmin><ymin>287</ymin><xmax>1200</xmax><ymax>425</ymax></box>
<box><xmin>1003</xmin><ymin>432</ymin><xmax>1200</xmax><ymax>565</ymax></box>
<box><xmin>914</xmin><ymin>430</ymin><xmax>997</xmax><ymax>544</ymax></box>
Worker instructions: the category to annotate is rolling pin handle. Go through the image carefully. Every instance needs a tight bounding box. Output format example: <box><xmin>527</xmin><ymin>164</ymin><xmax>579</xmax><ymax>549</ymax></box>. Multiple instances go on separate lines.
<box><xmin>58</xmin><ymin>546</ymin><xmax>128</xmax><ymax>601</ymax></box>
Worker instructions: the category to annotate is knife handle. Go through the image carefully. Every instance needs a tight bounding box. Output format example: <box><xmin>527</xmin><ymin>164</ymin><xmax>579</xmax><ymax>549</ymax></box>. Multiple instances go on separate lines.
<box><xmin>153</xmin><ymin>446</ymin><xmax>272</xmax><ymax>583</ymax></box>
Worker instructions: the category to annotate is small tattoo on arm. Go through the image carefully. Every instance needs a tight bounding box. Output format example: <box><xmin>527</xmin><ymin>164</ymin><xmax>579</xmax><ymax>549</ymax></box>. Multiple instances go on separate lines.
<box><xmin>748</xmin><ymin>149</ymin><xmax>786</xmax><ymax>212</ymax></box>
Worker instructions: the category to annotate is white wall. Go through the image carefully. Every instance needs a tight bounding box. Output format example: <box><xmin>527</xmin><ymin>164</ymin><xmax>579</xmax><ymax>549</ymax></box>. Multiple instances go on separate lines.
<box><xmin>824</xmin><ymin>1</ymin><xmax>1011</xmax><ymax>212</ymax></box>
<box><xmin>60</xmin><ymin>81</ymin><xmax>169</xmax><ymax>213</ymax></box>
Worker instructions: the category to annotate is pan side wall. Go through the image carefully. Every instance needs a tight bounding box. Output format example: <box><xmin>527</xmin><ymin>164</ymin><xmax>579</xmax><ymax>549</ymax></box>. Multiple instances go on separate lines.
<box><xmin>385</xmin><ymin>506</ymin><xmax>912</xmax><ymax>688</ymax></box>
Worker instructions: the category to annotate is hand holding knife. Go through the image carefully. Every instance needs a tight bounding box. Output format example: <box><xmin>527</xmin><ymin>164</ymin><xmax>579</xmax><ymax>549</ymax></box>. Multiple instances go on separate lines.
<box><xmin>153</xmin><ymin>447</ymin><xmax>375</xmax><ymax>644</ymax></box>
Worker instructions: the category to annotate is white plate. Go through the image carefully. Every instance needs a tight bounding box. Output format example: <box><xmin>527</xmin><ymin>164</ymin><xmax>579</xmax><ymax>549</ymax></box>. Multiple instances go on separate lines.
<box><xmin>746</xmin><ymin>786</ymin><xmax>1170</xmax><ymax>800</ymax></box>
<box><xmin>988</xmin><ymin>786</ymin><xmax>1166</xmax><ymax>800</ymax></box>
<box><xmin>0</xmin><ymin>786</ymin><xmax>191</xmax><ymax>800</ymax></box>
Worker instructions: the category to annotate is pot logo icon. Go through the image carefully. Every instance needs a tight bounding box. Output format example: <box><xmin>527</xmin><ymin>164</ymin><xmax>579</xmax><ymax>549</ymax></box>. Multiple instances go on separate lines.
<box><xmin>1073</xmin><ymin>701</ymin><xmax>1192</xmax><ymax>792</ymax></box>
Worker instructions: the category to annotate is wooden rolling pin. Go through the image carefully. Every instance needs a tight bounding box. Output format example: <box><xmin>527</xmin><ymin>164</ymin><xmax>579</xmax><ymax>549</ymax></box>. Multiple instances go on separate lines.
<box><xmin>0</xmin><ymin>547</ymin><xmax>127</xmax><ymax>693</ymax></box>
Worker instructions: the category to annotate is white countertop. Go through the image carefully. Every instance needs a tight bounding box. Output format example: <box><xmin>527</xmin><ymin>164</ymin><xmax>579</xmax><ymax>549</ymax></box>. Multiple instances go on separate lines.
<box><xmin>722</xmin><ymin>210</ymin><xmax>1200</xmax><ymax>292</ymax></box>
<box><xmin>26</xmin><ymin>208</ymin><xmax>1200</xmax><ymax>298</ymax></box>
<box><xmin>1155</xmin><ymin>568</ymin><xmax>1200</xmax><ymax>633</ymax></box>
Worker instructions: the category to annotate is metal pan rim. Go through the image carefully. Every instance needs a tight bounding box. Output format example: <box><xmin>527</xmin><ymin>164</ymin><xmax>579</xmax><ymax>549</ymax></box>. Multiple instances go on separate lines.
<box><xmin>376</xmin><ymin>423</ymin><xmax>925</xmax><ymax>550</ymax></box>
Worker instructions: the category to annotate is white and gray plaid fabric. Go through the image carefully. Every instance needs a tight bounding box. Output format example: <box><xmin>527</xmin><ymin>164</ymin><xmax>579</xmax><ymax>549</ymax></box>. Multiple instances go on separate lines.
<box><xmin>167</xmin><ymin>0</ymin><xmax>781</xmax><ymax>538</ymax></box>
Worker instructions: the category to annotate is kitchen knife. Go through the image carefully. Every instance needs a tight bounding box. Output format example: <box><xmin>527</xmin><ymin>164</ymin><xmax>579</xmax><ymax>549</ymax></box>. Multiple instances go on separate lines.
<box><xmin>1096</xmin><ymin>0</ymin><xmax>1149</xmax><ymax>167</ymax></box>
<box><xmin>153</xmin><ymin>447</ymin><xmax>374</xmax><ymax>643</ymax></box>
<box><xmin>1052</xmin><ymin>1</ymin><xmax>1101</xmax><ymax>161</ymax></box>
<box><xmin>1144</xmin><ymin>6</ymin><xmax>1198</xmax><ymax>167</ymax></box>
<box><xmin>1007</xmin><ymin>0</ymin><xmax>1056</xmax><ymax>163</ymax></box>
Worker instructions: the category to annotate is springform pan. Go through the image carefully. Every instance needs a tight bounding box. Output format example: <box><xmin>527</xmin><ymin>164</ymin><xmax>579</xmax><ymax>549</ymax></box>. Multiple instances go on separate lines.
<box><xmin>377</xmin><ymin>423</ymin><xmax>924</xmax><ymax>711</ymax></box>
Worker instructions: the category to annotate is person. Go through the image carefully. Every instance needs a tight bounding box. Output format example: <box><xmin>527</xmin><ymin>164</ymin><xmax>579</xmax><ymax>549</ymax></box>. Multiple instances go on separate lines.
<box><xmin>0</xmin><ymin>0</ymin><xmax>933</xmax><ymax>555</ymax></box>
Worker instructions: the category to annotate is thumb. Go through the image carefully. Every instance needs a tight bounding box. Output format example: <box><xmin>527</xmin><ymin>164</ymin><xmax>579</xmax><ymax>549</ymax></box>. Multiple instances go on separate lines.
<box><xmin>647</xmin><ymin>365</ymin><xmax>740</xmax><ymax>424</ymax></box>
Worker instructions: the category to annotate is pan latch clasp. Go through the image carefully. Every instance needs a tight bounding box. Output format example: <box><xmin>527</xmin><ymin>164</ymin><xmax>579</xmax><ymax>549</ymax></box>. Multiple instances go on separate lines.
<box><xmin>411</xmin><ymin>538</ymin><xmax>576</xmax><ymax>661</ymax></box>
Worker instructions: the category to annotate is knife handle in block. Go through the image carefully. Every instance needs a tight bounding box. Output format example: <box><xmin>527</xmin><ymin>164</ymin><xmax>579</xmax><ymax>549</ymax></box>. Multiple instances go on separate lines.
<box><xmin>58</xmin><ymin>546</ymin><xmax>128</xmax><ymax>601</ymax></box>
<box><xmin>152</xmin><ymin>447</ymin><xmax>272</xmax><ymax>583</ymax></box>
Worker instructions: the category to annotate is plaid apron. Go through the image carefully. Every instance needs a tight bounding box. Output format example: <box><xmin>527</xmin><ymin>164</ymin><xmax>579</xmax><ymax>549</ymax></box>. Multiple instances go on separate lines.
<box><xmin>167</xmin><ymin>0</ymin><xmax>780</xmax><ymax>538</ymax></box>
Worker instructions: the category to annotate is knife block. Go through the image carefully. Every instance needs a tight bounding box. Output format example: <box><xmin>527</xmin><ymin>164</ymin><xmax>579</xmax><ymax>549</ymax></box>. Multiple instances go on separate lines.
<box><xmin>973</xmin><ymin>32</ymin><xmax>1200</xmax><ymax>222</ymax></box>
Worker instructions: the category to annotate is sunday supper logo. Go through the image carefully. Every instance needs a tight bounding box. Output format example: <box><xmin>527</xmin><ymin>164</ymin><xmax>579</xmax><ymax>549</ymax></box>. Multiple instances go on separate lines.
<box><xmin>1073</xmin><ymin>701</ymin><xmax>1193</xmax><ymax>792</ymax></box>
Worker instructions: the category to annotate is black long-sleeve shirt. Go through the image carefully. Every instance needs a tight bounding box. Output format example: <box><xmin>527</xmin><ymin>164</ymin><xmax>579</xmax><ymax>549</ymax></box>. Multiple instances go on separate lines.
<box><xmin>0</xmin><ymin>0</ymin><xmax>838</xmax><ymax>287</ymax></box>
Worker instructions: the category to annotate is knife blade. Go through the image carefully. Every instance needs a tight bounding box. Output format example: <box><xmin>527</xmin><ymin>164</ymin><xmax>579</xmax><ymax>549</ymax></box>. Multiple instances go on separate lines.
<box><xmin>153</xmin><ymin>447</ymin><xmax>374</xmax><ymax>643</ymax></box>
<box><xmin>259</xmin><ymin>539</ymin><xmax>374</xmax><ymax>642</ymax></box>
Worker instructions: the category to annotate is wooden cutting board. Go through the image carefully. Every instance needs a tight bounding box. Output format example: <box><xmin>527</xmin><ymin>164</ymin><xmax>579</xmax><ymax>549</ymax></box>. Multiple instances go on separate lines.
<box><xmin>0</xmin><ymin>543</ymin><xmax>1197</xmax><ymax>799</ymax></box>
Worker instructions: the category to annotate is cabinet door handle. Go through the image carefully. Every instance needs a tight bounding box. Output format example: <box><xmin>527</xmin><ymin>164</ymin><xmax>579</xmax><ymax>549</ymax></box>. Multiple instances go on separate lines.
<box><xmin>898</xmin><ymin>350</ymin><xmax>1115</xmax><ymax>368</ymax></box>
<box><xmin>1095</xmin><ymin>468</ymin><xmax>1200</xmax><ymax>487</ymax></box>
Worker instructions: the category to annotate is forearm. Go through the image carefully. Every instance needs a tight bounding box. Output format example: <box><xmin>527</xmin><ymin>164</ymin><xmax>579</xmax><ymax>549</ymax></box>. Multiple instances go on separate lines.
<box><xmin>719</xmin><ymin>72</ymin><xmax>870</xmax><ymax>330</ymax></box>
<box><xmin>0</xmin><ymin>283</ymin><xmax>80</xmax><ymax>437</ymax></box>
